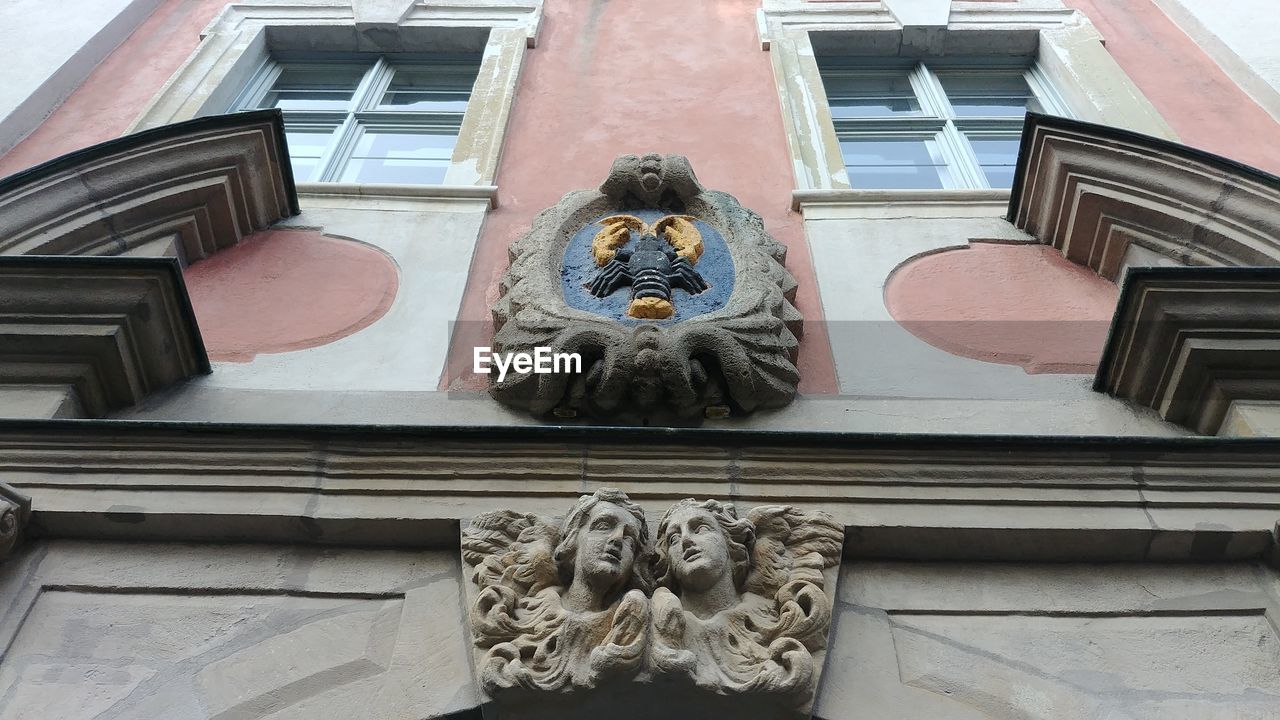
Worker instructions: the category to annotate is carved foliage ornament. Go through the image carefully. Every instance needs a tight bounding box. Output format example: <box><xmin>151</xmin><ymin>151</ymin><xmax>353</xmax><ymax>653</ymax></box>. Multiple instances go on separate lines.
<box><xmin>461</xmin><ymin>489</ymin><xmax>842</xmax><ymax>708</ymax></box>
<box><xmin>491</xmin><ymin>154</ymin><xmax>802</xmax><ymax>418</ymax></box>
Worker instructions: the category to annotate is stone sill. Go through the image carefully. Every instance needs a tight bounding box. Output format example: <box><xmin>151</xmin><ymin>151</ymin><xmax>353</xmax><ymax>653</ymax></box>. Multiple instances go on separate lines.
<box><xmin>792</xmin><ymin>188</ymin><xmax>1011</xmax><ymax>219</ymax></box>
<box><xmin>296</xmin><ymin>182</ymin><xmax>499</xmax><ymax>211</ymax></box>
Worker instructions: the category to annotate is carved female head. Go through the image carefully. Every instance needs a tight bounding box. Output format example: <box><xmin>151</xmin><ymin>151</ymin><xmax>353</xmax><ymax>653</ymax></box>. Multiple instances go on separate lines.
<box><xmin>554</xmin><ymin>487</ymin><xmax>652</xmax><ymax>598</ymax></box>
<box><xmin>654</xmin><ymin>498</ymin><xmax>754</xmax><ymax>595</ymax></box>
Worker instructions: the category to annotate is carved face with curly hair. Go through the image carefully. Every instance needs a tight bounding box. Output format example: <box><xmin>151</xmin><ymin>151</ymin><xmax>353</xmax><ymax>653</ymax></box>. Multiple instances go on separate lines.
<box><xmin>655</xmin><ymin>499</ymin><xmax>754</xmax><ymax>601</ymax></box>
<box><xmin>554</xmin><ymin>488</ymin><xmax>650</xmax><ymax>610</ymax></box>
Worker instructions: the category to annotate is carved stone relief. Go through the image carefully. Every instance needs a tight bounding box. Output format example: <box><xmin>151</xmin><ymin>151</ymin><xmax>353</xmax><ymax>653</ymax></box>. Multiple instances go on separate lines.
<box><xmin>460</xmin><ymin>489</ymin><xmax>842</xmax><ymax>716</ymax></box>
<box><xmin>490</xmin><ymin>154</ymin><xmax>802</xmax><ymax>419</ymax></box>
<box><xmin>0</xmin><ymin>482</ymin><xmax>31</xmax><ymax>561</ymax></box>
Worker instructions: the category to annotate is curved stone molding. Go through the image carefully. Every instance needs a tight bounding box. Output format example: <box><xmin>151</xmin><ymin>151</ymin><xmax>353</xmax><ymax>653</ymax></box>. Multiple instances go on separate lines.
<box><xmin>491</xmin><ymin>154</ymin><xmax>802</xmax><ymax>419</ymax></box>
<box><xmin>0</xmin><ymin>109</ymin><xmax>298</xmax><ymax>262</ymax></box>
<box><xmin>1008</xmin><ymin>112</ymin><xmax>1280</xmax><ymax>280</ymax></box>
<box><xmin>0</xmin><ymin>256</ymin><xmax>210</xmax><ymax>418</ymax></box>
<box><xmin>460</xmin><ymin>490</ymin><xmax>842</xmax><ymax>718</ymax></box>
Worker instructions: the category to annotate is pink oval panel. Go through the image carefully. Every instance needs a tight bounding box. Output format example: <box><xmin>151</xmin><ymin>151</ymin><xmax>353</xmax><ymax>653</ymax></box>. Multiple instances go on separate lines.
<box><xmin>884</xmin><ymin>242</ymin><xmax>1119</xmax><ymax>374</ymax></box>
<box><xmin>184</xmin><ymin>229</ymin><xmax>399</xmax><ymax>362</ymax></box>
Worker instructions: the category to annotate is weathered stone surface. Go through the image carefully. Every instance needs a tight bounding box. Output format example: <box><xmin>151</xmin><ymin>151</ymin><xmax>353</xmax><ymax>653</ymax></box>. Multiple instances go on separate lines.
<box><xmin>461</xmin><ymin>491</ymin><xmax>841</xmax><ymax>717</ymax></box>
<box><xmin>0</xmin><ymin>542</ymin><xmax>476</xmax><ymax>720</ymax></box>
<box><xmin>1009</xmin><ymin>112</ymin><xmax>1280</xmax><ymax>279</ymax></box>
<box><xmin>819</xmin><ymin>561</ymin><xmax>1280</xmax><ymax>720</ymax></box>
<box><xmin>491</xmin><ymin>154</ymin><xmax>802</xmax><ymax>419</ymax></box>
<box><xmin>0</xmin><ymin>483</ymin><xmax>30</xmax><ymax>562</ymax></box>
<box><xmin>461</xmin><ymin>489</ymin><xmax>652</xmax><ymax>693</ymax></box>
<box><xmin>0</xmin><ymin>256</ymin><xmax>210</xmax><ymax>418</ymax></box>
<box><xmin>1095</xmin><ymin>267</ymin><xmax>1280</xmax><ymax>435</ymax></box>
<box><xmin>0</xmin><ymin>110</ymin><xmax>296</xmax><ymax>260</ymax></box>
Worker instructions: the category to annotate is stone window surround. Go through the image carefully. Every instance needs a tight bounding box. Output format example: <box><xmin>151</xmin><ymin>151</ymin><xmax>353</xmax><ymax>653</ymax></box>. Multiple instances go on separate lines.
<box><xmin>126</xmin><ymin>0</ymin><xmax>543</xmax><ymax>207</ymax></box>
<box><xmin>761</xmin><ymin>0</ymin><xmax>1177</xmax><ymax>209</ymax></box>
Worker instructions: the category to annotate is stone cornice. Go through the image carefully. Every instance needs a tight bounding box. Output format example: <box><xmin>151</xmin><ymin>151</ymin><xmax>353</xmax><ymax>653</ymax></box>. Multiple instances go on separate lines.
<box><xmin>0</xmin><ymin>109</ymin><xmax>298</xmax><ymax>261</ymax></box>
<box><xmin>1095</xmin><ymin>267</ymin><xmax>1280</xmax><ymax>435</ymax></box>
<box><xmin>2</xmin><ymin>421</ymin><xmax>1279</xmax><ymax>561</ymax></box>
<box><xmin>1008</xmin><ymin>112</ymin><xmax>1280</xmax><ymax>279</ymax></box>
<box><xmin>0</xmin><ymin>257</ymin><xmax>211</xmax><ymax>418</ymax></box>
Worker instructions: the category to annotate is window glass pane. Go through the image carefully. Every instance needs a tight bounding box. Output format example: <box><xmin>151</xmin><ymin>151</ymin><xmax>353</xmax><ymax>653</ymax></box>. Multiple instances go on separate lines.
<box><xmin>285</xmin><ymin>127</ymin><xmax>336</xmax><ymax>158</ymax></box>
<box><xmin>823</xmin><ymin>72</ymin><xmax>922</xmax><ymax>118</ymax></box>
<box><xmin>261</xmin><ymin>65</ymin><xmax>366</xmax><ymax>111</ymax></box>
<box><xmin>289</xmin><ymin>157</ymin><xmax>322</xmax><ymax>182</ymax></box>
<box><xmin>376</xmin><ymin>65</ymin><xmax>478</xmax><ymax>112</ymax></box>
<box><xmin>937</xmin><ymin>72</ymin><xmax>1042</xmax><ymax>117</ymax></box>
<box><xmin>284</xmin><ymin>126</ymin><xmax>337</xmax><ymax>182</ymax></box>
<box><xmin>338</xmin><ymin>130</ymin><xmax>456</xmax><ymax>184</ymax></box>
<box><xmin>967</xmin><ymin>135</ymin><xmax>1022</xmax><ymax>188</ymax></box>
<box><xmin>840</xmin><ymin>137</ymin><xmax>950</xmax><ymax>189</ymax></box>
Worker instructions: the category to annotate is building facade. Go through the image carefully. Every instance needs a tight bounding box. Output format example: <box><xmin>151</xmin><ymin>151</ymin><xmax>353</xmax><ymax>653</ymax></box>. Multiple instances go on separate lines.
<box><xmin>1</xmin><ymin>1</ymin><xmax>1279</xmax><ymax>718</ymax></box>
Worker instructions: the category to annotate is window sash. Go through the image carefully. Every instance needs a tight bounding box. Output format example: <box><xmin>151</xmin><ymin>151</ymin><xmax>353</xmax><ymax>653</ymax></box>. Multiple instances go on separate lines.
<box><xmin>818</xmin><ymin>60</ymin><xmax>1068</xmax><ymax>190</ymax></box>
<box><xmin>235</xmin><ymin>56</ymin><xmax>479</xmax><ymax>184</ymax></box>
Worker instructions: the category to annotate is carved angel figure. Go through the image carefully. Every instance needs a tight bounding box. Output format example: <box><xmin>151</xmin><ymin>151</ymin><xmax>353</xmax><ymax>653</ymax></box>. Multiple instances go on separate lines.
<box><xmin>461</xmin><ymin>488</ymin><xmax>652</xmax><ymax>693</ymax></box>
<box><xmin>649</xmin><ymin>499</ymin><xmax>842</xmax><ymax>704</ymax></box>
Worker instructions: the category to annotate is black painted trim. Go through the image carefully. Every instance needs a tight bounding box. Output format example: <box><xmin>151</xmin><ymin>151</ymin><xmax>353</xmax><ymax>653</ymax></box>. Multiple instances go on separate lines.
<box><xmin>3</xmin><ymin>417</ymin><xmax>1280</xmax><ymax>454</ymax></box>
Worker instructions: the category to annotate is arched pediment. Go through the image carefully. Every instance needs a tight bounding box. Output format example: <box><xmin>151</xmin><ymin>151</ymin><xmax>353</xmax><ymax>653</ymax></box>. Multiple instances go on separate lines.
<box><xmin>1008</xmin><ymin>112</ymin><xmax>1280</xmax><ymax>279</ymax></box>
<box><xmin>1009</xmin><ymin>114</ymin><xmax>1280</xmax><ymax>435</ymax></box>
<box><xmin>0</xmin><ymin>111</ymin><xmax>298</xmax><ymax>419</ymax></box>
<box><xmin>0</xmin><ymin>109</ymin><xmax>297</xmax><ymax>262</ymax></box>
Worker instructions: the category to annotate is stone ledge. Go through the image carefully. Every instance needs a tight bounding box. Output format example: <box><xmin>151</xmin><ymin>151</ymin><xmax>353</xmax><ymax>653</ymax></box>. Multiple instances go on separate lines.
<box><xmin>0</xmin><ymin>257</ymin><xmax>210</xmax><ymax>418</ymax></box>
<box><xmin>792</xmin><ymin>188</ymin><xmax>1010</xmax><ymax>216</ymax></box>
<box><xmin>295</xmin><ymin>181</ymin><xmax>498</xmax><ymax>210</ymax></box>
<box><xmin>1095</xmin><ymin>266</ymin><xmax>1280</xmax><ymax>436</ymax></box>
<box><xmin>1</xmin><ymin>421</ymin><xmax>1279</xmax><ymax>561</ymax></box>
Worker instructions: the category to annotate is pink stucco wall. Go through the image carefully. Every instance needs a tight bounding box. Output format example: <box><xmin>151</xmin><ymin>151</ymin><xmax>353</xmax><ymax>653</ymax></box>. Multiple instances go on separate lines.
<box><xmin>885</xmin><ymin>243</ymin><xmax>1119</xmax><ymax>373</ymax></box>
<box><xmin>185</xmin><ymin>229</ymin><xmax>399</xmax><ymax>362</ymax></box>
<box><xmin>443</xmin><ymin>0</ymin><xmax>838</xmax><ymax>394</ymax></box>
<box><xmin>6</xmin><ymin>0</ymin><xmax>1277</xmax><ymax>386</ymax></box>
<box><xmin>0</xmin><ymin>0</ymin><xmax>229</xmax><ymax>177</ymax></box>
<box><xmin>1064</xmin><ymin>0</ymin><xmax>1280</xmax><ymax>174</ymax></box>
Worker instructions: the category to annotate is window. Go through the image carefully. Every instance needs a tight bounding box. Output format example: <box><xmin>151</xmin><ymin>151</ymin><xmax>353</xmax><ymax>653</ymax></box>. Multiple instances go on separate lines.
<box><xmin>234</xmin><ymin>56</ymin><xmax>480</xmax><ymax>184</ymax></box>
<box><xmin>817</xmin><ymin>60</ymin><xmax>1069</xmax><ymax>190</ymax></box>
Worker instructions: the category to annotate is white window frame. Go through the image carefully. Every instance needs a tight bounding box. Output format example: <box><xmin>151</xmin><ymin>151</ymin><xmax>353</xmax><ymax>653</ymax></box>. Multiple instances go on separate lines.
<box><xmin>126</xmin><ymin>2</ymin><xmax>543</xmax><ymax>198</ymax></box>
<box><xmin>821</xmin><ymin>60</ymin><xmax>1071</xmax><ymax>190</ymax></box>
<box><xmin>760</xmin><ymin>0</ymin><xmax>1178</xmax><ymax>203</ymax></box>
<box><xmin>232</xmin><ymin>56</ymin><xmax>479</xmax><ymax>184</ymax></box>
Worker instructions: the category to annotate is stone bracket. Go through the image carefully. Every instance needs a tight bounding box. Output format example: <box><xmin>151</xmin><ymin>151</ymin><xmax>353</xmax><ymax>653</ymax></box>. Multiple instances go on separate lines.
<box><xmin>1095</xmin><ymin>267</ymin><xmax>1280</xmax><ymax>436</ymax></box>
<box><xmin>0</xmin><ymin>256</ymin><xmax>211</xmax><ymax>418</ymax></box>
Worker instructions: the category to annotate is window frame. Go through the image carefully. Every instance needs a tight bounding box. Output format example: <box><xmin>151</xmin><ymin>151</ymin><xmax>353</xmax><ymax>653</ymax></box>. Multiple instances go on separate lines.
<box><xmin>232</xmin><ymin>55</ymin><xmax>481</xmax><ymax>185</ymax></box>
<box><xmin>126</xmin><ymin>4</ymin><xmax>541</xmax><ymax>196</ymax></box>
<box><xmin>761</xmin><ymin>1</ymin><xmax>1179</xmax><ymax>200</ymax></box>
<box><xmin>819</xmin><ymin>59</ymin><xmax>1071</xmax><ymax>190</ymax></box>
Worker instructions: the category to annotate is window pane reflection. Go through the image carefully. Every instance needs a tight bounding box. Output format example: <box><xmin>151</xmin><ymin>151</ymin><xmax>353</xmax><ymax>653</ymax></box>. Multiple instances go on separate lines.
<box><xmin>841</xmin><ymin>138</ymin><xmax>950</xmax><ymax>189</ymax></box>
<box><xmin>938</xmin><ymin>73</ymin><xmax>1041</xmax><ymax>117</ymax></box>
<box><xmin>967</xmin><ymin>136</ymin><xmax>1021</xmax><ymax>188</ymax></box>
<box><xmin>261</xmin><ymin>66</ymin><xmax>365</xmax><ymax>111</ymax></box>
<box><xmin>338</xmin><ymin>130</ymin><xmax>455</xmax><ymax>184</ymax></box>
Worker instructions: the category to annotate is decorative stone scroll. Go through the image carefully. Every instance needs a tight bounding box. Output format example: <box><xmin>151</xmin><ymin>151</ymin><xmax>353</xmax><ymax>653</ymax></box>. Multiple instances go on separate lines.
<box><xmin>490</xmin><ymin>154</ymin><xmax>802</xmax><ymax>419</ymax></box>
<box><xmin>460</xmin><ymin>489</ymin><xmax>842</xmax><ymax>716</ymax></box>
